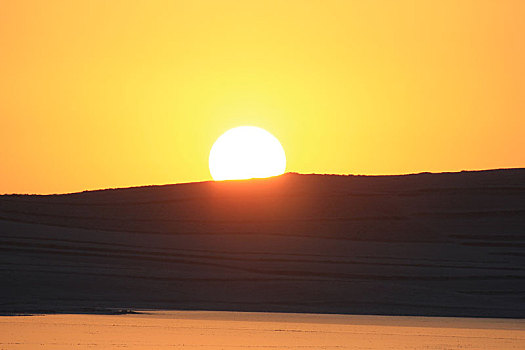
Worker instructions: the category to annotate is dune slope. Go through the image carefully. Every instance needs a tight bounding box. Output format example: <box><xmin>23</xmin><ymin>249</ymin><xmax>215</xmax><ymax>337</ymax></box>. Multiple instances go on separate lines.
<box><xmin>0</xmin><ymin>169</ymin><xmax>524</xmax><ymax>317</ymax></box>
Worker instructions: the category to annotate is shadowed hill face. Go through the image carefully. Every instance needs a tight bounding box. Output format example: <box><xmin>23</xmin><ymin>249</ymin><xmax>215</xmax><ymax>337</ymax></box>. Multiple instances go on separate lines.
<box><xmin>0</xmin><ymin>169</ymin><xmax>524</xmax><ymax>316</ymax></box>
<box><xmin>0</xmin><ymin>173</ymin><xmax>434</xmax><ymax>241</ymax></box>
<box><xmin>2</xmin><ymin>170</ymin><xmax>523</xmax><ymax>240</ymax></box>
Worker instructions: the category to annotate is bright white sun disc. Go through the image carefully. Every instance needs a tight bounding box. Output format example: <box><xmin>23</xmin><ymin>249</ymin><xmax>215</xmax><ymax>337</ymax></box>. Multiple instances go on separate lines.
<box><xmin>209</xmin><ymin>126</ymin><xmax>286</xmax><ymax>181</ymax></box>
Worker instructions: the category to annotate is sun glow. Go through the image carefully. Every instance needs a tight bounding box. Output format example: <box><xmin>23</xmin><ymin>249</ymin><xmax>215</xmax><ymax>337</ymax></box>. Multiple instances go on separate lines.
<box><xmin>209</xmin><ymin>126</ymin><xmax>286</xmax><ymax>181</ymax></box>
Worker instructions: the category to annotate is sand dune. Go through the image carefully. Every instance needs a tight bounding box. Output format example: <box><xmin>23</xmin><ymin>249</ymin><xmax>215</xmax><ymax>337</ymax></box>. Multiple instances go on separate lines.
<box><xmin>0</xmin><ymin>169</ymin><xmax>524</xmax><ymax>317</ymax></box>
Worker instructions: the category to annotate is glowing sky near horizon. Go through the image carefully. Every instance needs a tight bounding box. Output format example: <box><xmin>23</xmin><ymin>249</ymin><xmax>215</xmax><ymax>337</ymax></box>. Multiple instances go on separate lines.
<box><xmin>1</xmin><ymin>1</ymin><xmax>524</xmax><ymax>194</ymax></box>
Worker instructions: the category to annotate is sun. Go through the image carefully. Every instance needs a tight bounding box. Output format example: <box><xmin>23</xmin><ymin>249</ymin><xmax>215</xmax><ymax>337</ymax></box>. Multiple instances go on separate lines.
<box><xmin>209</xmin><ymin>126</ymin><xmax>286</xmax><ymax>181</ymax></box>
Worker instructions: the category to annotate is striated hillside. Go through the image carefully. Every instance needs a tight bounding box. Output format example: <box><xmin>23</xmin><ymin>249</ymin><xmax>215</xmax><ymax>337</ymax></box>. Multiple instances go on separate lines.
<box><xmin>0</xmin><ymin>169</ymin><xmax>524</xmax><ymax>317</ymax></box>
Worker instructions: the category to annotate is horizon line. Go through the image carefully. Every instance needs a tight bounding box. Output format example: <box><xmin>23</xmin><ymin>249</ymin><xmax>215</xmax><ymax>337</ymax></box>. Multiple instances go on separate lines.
<box><xmin>2</xmin><ymin>166</ymin><xmax>524</xmax><ymax>197</ymax></box>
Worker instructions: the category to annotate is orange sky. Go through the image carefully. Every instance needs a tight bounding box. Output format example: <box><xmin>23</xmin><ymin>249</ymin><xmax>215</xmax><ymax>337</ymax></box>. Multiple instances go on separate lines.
<box><xmin>1</xmin><ymin>1</ymin><xmax>524</xmax><ymax>194</ymax></box>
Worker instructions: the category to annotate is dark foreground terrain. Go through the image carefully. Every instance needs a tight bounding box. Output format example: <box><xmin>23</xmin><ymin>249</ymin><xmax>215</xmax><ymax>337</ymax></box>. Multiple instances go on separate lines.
<box><xmin>0</xmin><ymin>169</ymin><xmax>524</xmax><ymax>317</ymax></box>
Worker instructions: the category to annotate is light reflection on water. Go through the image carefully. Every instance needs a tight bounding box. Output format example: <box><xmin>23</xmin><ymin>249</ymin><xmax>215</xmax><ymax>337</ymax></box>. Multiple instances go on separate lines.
<box><xmin>1</xmin><ymin>311</ymin><xmax>524</xmax><ymax>349</ymax></box>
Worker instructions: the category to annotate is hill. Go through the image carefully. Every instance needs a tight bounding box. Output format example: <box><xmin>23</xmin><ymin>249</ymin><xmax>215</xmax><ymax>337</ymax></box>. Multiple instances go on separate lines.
<box><xmin>1</xmin><ymin>169</ymin><xmax>524</xmax><ymax>317</ymax></box>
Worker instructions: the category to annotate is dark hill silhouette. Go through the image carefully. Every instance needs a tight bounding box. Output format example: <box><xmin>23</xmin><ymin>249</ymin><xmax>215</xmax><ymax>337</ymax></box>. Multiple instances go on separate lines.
<box><xmin>0</xmin><ymin>169</ymin><xmax>524</xmax><ymax>317</ymax></box>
